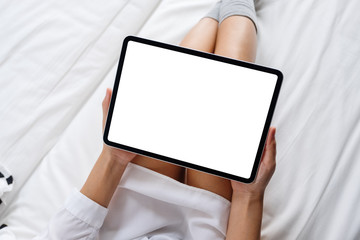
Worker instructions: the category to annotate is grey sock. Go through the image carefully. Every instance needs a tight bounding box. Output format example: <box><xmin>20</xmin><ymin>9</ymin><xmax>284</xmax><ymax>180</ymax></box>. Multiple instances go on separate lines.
<box><xmin>203</xmin><ymin>1</ymin><xmax>222</xmax><ymax>22</ymax></box>
<box><xmin>219</xmin><ymin>0</ymin><xmax>257</xmax><ymax>30</ymax></box>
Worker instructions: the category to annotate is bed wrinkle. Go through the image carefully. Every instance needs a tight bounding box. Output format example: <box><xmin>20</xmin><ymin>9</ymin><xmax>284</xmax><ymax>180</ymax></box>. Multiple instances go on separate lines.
<box><xmin>40</xmin><ymin>0</ymin><xmax>161</xmax><ymax>100</ymax></box>
<box><xmin>68</xmin><ymin>0</ymin><xmax>163</xmax><ymax>127</ymax></box>
<box><xmin>34</xmin><ymin>8</ymin><xmax>125</xmax><ymax>102</ymax></box>
<box><xmin>293</xmin><ymin>171</ymin><xmax>335</xmax><ymax>239</ymax></box>
<box><xmin>271</xmin><ymin>10</ymin><xmax>345</xmax><ymax>165</ymax></box>
<box><xmin>51</xmin><ymin>1</ymin><xmax>128</xmax><ymax>28</ymax></box>
<box><xmin>2</xmin><ymin>0</ymin><xmax>151</xmax><ymax>154</ymax></box>
<box><xmin>294</xmin><ymin>108</ymin><xmax>360</xmax><ymax>239</ymax></box>
<box><xmin>333</xmin><ymin>114</ymin><xmax>360</xmax><ymax>170</ymax></box>
<box><xmin>1</xmin><ymin>6</ymin><xmax>122</xmax><ymax>126</ymax></box>
<box><xmin>0</xmin><ymin>60</ymin><xmax>53</xmax><ymax>126</ymax></box>
<box><xmin>2</xmin><ymin>57</ymin><xmax>91</xmax><ymax>161</ymax></box>
<box><xmin>26</xmin><ymin>0</ymin><xmax>164</xmax><ymax>143</ymax></box>
<box><xmin>0</xmin><ymin>21</ymin><xmax>51</xmax><ymax>66</ymax></box>
<box><xmin>277</xmin><ymin>104</ymin><xmax>316</xmax><ymax>163</ymax></box>
<box><xmin>0</xmin><ymin>0</ymin><xmax>163</xmax><ymax>219</ymax></box>
<box><xmin>133</xmin><ymin>0</ymin><xmax>162</xmax><ymax>35</ymax></box>
<box><xmin>0</xmin><ymin>2</ymin><xmax>57</xmax><ymax>67</ymax></box>
<box><xmin>3</xmin><ymin>0</ymin><xmax>153</xmax><ymax>109</ymax></box>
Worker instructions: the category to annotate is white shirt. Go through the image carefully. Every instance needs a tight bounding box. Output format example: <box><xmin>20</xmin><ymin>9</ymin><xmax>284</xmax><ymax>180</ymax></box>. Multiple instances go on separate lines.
<box><xmin>32</xmin><ymin>163</ymin><xmax>230</xmax><ymax>240</ymax></box>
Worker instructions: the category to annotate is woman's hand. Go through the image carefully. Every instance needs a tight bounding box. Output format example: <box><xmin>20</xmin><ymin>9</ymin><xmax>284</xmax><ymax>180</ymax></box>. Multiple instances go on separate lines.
<box><xmin>101</xmin><ymin>88</ymin><xmax>137</xmax><ymax>165</ymax></box>
<box><xmin>231</xmin><ymin>127</ymin><xmax>277</xmax><ymax>199</ymax></box>
<box><xmin>80</xmin><ymin>89</ymin><xmax>137</xmax><ymax>208</ymax></box>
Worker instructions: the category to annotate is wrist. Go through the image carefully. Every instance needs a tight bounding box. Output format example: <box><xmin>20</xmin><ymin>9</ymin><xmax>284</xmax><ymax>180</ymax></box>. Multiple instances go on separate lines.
<box><xmin>81</xmin><ymin>149</ymin><xmax>129</xmax><ymax>208</ymax></box>
<box><xmin>232</xmin><ymin>190</ymin><xmax>264</xmax><ymax>203</ymax></box>
<box><xmin>101</xmin><ymin>148</ymin><xmax>130</xmax><ymax>167</ymax></box>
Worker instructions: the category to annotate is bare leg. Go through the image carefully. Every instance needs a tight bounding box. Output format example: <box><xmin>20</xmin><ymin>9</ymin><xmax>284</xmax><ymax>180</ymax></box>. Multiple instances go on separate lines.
<box><xmin>132</xmin><ymin>156</ymin><xmax>185</xmax><ymax>182</ymax></box>
<box><xmin>132</xmin><ymin>18</ymin><xmax>219</xmax><ymax>183</ymax></box>
<box><xmin>187</xmin><ymin>169</ymin><xmax>234</xmax><ymax>201</ymax></box>
<box><xmin>180</xmin><ymin>17</ymin><xmax>218</xmax><ymax>52</ymax></box>
<box><xmin>186</xmin><ymin>16</ymin><xmax>257</xmax><ymax>201</ymax></box>
<box><xmin>215</xmin><ymin>15</ymin><xmax>256</xmax><ymax>61</ymax></box>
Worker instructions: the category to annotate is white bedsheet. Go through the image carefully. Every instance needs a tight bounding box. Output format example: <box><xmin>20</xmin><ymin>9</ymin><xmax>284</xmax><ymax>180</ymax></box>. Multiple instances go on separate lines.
<box><xmin>1</xmin><ymin>0</ymin><xmax>360</xmax><ymax>239</ymax></box>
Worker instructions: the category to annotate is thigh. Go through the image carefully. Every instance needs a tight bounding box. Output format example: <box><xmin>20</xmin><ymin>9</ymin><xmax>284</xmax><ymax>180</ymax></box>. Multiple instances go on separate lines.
<box><xmin>215</xmin><ymin>16</ymin><xmax>257</xmax><ymax>61</ymax></box>
<box><xmin>180</xmin><ymin>17</ymin><xmax>218</xmax><ymax>52</ymax></box>
<box><xmin>132</xmin><ymin>156</ymin><xmax>185</xmax><ymax>183</ymax></box>
<box><xmin>186</xmin><ymin>169</ymin><xmax>232</xmax><ymax>201</ymax></box>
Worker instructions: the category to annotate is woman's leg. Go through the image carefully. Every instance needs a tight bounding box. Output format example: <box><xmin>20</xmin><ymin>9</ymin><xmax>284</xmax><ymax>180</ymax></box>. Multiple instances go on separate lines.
<box><xmin>186</xmin><ymin>15</ymin><xmax>257</xmax><ymax>201</ymax></box>
<box><xmin>132</xmin><ymin>18</ymin><xmax>219</xmax><ymax>183</ymax></box>
<box><xmin>215</xmin><ymin>15</ymin><xmax>256</xmax><ymax>61</ymax></box>
<box><xmin>132</xmin><ymin>156</ymin><xmax>185</xmax><ymax>182</ymax></box>
<box><xmin>180</xmin><ymin>17</ymin><xmax>219</xmax><ymax>52</ymax></box>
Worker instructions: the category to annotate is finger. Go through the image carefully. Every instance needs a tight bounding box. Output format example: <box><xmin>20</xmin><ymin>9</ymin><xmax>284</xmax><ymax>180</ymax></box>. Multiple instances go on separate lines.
<box><xmin>266</xmin><ymin>127</ymin><xmax>276</xmax><ymax>146</ymax></box>
<box><xmin>260</xmin><ymin>127</ymin><xmax>275</xmax><ymax>161</ymax></box>
<box><xmin>257</xmin><ymin>127</ymin><xmax>276</xmax><ymax>179</ymax></box>
<box><xmin>102</xmin><ymin>88</ymin><xmax>112</xmax><ymax>109</ymax></box>
<box><xmin>262</xmin><ymin>127</ymin><xmax>276</xmax><ymax>169</ymax></box>
<box><xmin>265</xmin><ymin>127</ymin><xmax>276</xmax><ymax>157</ymax></box>
<box><xmin>102</xmin><ymin>88</ymin><xmax>112</xmax><ymax>131</ymax></box>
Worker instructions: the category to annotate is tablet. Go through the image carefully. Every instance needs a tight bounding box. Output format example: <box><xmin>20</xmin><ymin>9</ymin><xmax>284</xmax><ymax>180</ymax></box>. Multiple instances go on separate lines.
<box><xmin>104</xmin><ymin>36</ymin><xmax>282</xmax><ymax>183</ymax></box>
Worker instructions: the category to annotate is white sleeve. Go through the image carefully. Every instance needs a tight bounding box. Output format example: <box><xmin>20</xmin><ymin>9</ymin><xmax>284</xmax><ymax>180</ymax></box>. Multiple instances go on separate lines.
<box><xmin>33</xmin><ymin>190</ymin><xmax>108</xmax><ymax>240</ymax></box>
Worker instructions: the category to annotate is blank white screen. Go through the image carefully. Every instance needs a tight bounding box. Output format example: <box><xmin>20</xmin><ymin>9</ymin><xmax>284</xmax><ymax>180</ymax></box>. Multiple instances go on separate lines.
<box><xmin>108</xmin><ymin>41</ymin><xmax>277</xmax><ymax>179</ymax></box>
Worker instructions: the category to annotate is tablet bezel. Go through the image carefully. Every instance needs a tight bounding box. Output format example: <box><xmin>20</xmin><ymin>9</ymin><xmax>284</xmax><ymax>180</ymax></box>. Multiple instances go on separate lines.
<box><xmin>104</xmin><ymin>36</ymin><xmax>282</xmax><ymax>183</ymax></box>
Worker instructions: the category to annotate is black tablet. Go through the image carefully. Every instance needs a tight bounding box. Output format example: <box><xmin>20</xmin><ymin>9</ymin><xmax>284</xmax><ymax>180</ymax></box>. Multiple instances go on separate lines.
<box><xmin>104</xmin><ymin>36</ymin><xmax>282</xmax><ymax>183</ymax></box>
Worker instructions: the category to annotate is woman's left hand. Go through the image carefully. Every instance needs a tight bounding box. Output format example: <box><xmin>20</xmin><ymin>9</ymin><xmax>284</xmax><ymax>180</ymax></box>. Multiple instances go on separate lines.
<box><xmin>101</xmin><ymin>88</ymin><xmax>137</xmax><ymax>165</ymax></box>
<box><xmin>231</xmin><ymin>127</ymin><xmax>277</xmax><ymax>199</ymax></box>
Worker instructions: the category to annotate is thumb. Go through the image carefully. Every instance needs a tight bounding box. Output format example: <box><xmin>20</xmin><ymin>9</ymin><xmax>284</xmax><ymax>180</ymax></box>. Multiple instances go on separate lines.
<box><xmin>263</xmin><ymin>127</ymin><xmax>276</xmax><ymax>164</ymax></box>
<box><xmin>102</xmin><ymin>88</ymin><xmax>112</xmax><ymax>132</ymax></box>
<box><xmin>256</xmin><ymin>127</ymin><xmax>276</xmax><ymax>184</ymax></box>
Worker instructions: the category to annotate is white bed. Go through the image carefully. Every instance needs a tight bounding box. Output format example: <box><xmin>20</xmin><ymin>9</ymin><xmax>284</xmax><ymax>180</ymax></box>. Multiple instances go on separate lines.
<box><xmin>1</xmin><ymin>0</ymin><xmax>360</xmax><ymax>239</ymax></box>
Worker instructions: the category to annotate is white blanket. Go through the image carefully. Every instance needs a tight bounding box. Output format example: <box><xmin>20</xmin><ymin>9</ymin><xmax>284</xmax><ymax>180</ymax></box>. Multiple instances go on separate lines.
<box><xmin>1</xmin><ymin>0</ymin><xmax>360</xmax><ymax>239</ymax></box>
